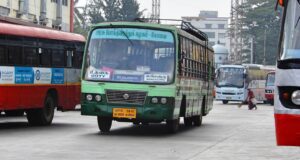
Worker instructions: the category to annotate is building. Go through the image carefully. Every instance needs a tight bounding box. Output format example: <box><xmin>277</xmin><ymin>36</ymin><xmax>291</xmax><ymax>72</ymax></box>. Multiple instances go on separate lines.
<box><xmin>0</xmin><ymin>0</ymin><xmax>74</xmax><ymax>32</ymax></box>
<box><xmin>213</xmin><ymin>43</ymin><xmax>229</xmax><ymax>68</ymax></box>
<box><xmin>182</xmin><ymin>11</ymin><xmax>230</xmax><ymax>51</ymax></box>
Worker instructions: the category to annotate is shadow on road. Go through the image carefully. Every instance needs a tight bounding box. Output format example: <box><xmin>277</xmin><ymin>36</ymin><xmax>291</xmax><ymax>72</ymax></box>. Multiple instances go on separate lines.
<box><xmin>0</xmin><ymin>121</ymin><xmax>83</xmax><ymax>131</ymax></box>
<box><xmin>86</xmin><ymin>123</ymin><xmax>211</xmax><ymax>137</ymax></box>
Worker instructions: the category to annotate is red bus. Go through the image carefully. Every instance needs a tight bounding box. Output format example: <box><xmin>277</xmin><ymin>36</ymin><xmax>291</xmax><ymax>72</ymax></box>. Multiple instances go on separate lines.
<box><xmin>0</xmin><ymin>22</ymin><xmax>85</xmax><ymax>125</ymax></box>
<box><xmin>265</xmin><ymin>71</ymin><xmax>275</xmax><ymax>105</ymax></box>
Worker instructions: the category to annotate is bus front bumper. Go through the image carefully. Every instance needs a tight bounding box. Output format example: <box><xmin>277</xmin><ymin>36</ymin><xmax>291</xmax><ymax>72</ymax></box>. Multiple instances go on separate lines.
<box><xmin>215</xmin><ymin>94</ymin><xmax>245</xmax><ymax>102</ymax></box>
<box><xmin>81</xmin><ymin>101</ymin><xmax>175</xmax><ymax>122</ymax></box>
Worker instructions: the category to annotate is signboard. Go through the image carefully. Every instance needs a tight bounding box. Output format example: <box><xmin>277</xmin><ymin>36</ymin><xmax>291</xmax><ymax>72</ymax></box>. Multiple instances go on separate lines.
<box><xmin>0</xmin><ymin>67</ymin><xmax>64</xmax><ymax>85</ymax></box>
<box><xmin>91</xmin><ymin>28</ymin><xmax>174</xmax><ymax>43</ymax></box>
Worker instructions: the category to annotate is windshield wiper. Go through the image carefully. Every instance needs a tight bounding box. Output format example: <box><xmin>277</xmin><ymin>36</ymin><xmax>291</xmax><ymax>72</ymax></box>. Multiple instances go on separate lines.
<box><xmin>121</xmin><ymin>30</ymin><xmax>134</xmax><ymax>46</ymax></box>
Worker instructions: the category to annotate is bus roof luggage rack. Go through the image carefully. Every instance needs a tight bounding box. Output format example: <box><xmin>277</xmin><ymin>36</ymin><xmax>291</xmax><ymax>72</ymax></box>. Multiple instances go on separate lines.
<box><xmin>135</xmin><ymin>18</ymin><xmax>208</xmax><ymax>41</ymax></box>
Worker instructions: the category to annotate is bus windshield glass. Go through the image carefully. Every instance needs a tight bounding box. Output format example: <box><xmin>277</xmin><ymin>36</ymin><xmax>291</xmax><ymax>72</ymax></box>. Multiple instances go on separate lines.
<box><xmin>266</xmin><ymin>73</ymin><xmax>275</xmax><ymax>86</ymax></box>
<box><xmin>281</xmin><ymin>0</ymin><xmax>300</xmax><ymax>59</ymax></box>
<box><xmin>84</xmin><ymin>28</ymin><xmax>175</xmax><ymax>84</ymax></box>
<box><xmin>217</xmin><ymin>67</ymin><xmax>244</xmax><ymax>88</ymax></box>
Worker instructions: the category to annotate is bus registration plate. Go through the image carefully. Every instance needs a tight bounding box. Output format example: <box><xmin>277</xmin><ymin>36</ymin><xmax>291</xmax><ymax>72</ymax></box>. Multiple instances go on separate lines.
<box><xmin>113</xmin><ymin>108</ymin><xmax>136</xmax><ymax>119</ymax></box>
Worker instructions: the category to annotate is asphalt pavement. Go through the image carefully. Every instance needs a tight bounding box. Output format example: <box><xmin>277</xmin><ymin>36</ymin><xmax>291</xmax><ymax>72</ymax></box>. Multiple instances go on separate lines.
<box><xmin>0</xmin><ymin>101</ymin><xmax>299</xmax><ymax>160</ymax></box>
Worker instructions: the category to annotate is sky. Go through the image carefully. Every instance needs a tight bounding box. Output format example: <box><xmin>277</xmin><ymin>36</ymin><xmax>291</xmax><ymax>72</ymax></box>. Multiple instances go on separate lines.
<box><xmin>77</xmin><ymin>0</ymin><xmax>232</xmax><ymax>19</ymax></box>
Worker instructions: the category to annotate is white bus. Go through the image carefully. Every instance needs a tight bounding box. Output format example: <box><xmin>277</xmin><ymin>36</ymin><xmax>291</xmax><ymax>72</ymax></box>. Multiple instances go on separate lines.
<box><xmin>215</xmin><ymin>65</ymin><xmax>247</xmax><ymax>104</ymax></box>
<box><xmin>215</xmin><ymin>64</ymin><xmax>271</xmax><ymax>104</ymax></box>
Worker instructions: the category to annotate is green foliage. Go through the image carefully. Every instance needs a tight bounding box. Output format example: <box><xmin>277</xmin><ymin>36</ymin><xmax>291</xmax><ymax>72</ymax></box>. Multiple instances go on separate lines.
<box><xmin>238</xmin><ymin>0</ymin><xmax>281</xmax><ymax>65</ymax></box>
<box><xmin>73</xmin><ymin>0</ymin><xmax>143</xmax><ymax>37</ymax></box>
<box><xmin>74</xmin><ymin>0</ymin><xmax>89</xmax><ymax>37</ymax></box>
<box><xmin>74</xmin><ymin>21</ymin><xmax>89</xmax><ymax>37</ymax></box>
<box><xmin>86</xmin><ymin>0</ymin><xmax>143</xmax><ymax>23</ymax></box>
<box><xmin>119</xmin><ymin>0</ymin><xmax>144</xmax><ymax>21</ymax></box>
<box><xmin>87</xmin><ymin>0</ymin><xmax>106</xmax><ymax>24</ymax></box>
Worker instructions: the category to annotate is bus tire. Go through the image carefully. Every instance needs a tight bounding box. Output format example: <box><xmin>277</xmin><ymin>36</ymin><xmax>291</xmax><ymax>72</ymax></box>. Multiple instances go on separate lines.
<box><xmin>222</xmin><ymin>100</ymin><xmax>229</xmax><ymax>104</ymax></box>
<box><xmin>97</xmin><ymin>116</ymin><xmax>112</xmax><ymax>133</ymax></box>
<box><xmin>166</xmin><ymin>118</ymin><xmax>179</xmax><ymax>133</ymax></box>
<box><xmin>5</xmin><ymin>110</ymin><xmax>24</xmax><ymax>117</ymax></box>
<box><xmin>193</xmin><ymin>114</ymin><xmax>202</xmax><ymax>127</ymax></box>
<box><xmin>184</xmin><ymin>117</ymin><xmax>193</xmax><ymax>126</ymax></box>
<box><xmin>26</xmin><ymin>95</ymin><xmax>55</xmax><ymax>126</ymax></box>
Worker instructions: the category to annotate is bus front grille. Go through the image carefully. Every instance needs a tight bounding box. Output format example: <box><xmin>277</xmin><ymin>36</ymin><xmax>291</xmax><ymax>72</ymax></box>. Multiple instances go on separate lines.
<box><xmin>106</xmin><ymin>90</ymin><xmax>147</xmax><ymax>105</ymax></box>
<box><xmin>222</xmin><ymin>92</ymin><xmax>236</xmax><ymax>95</ymax></box>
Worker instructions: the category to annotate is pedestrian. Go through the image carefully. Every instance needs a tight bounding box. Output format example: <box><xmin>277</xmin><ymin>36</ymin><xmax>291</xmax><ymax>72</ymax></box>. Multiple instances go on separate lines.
<box><xmin>247</xmin><ymin>88</ymin><xmax>257</xmax><ymax>110</ymax></box>
<box><xmin>237</xmin><ymin>88</ymin><xmax>257</xmax><ymax>110</ymax></box>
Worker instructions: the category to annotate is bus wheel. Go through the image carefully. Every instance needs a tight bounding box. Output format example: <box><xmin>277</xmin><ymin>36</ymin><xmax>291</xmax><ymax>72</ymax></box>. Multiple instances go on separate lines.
<box><xmin>97</xmin><ymin>116</ymin><xmax>112</xmax><ymax>133</ymax></box>
<box><xmin>166</xmin><ymin>118</ymin><xmax>179</xmax><ymax>133</ymax></box>
<box><xmin>193</xmin><ymin>114</ymin><xmax>202</xmax><ymax>127</ymax></box>
<box><xmin>184</xmin><ymin>117</ymin><xmax>193</xmax><ymax>126</ymax></box>
<box><xmin>26</xmin><ymin>95</ymin><xmax>55</xmax><ymax>126</ymax></box>
<box><xmin>5</xmin><ymin>110</ymin><xmax>24</xmax><ymax>117</ymax></box>
<box><xmin>222</xmin><ymin>100</ymin><xmax>229</xmax><ymax>104</ymax></box>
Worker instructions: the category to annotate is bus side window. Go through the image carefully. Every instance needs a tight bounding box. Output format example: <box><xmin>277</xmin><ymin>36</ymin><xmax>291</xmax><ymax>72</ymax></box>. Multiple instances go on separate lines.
<box><xmin>66</xmin><ymin>50</ymin><xmax>73</xmax><ymax>68</ymax></box>
<box><xmin>24</xmin><ymin>47</ymin><xmax>39</xmax><ymax>66</ymax></box>
<box><xmin>73</xmin><ymin>51</ymin><xmax>83</xmax><ymax>69</ymax></box>
<box><xmin>40</xmin><ymin>49</ymin><xmax>51</xmax><ymax>67</ymax></box>
<box><xmin>0</xmin><ymin>46</ymin><xmax>7</xmax><ymax>65</ymax></box>
<box><xmin>52</xmin><ymin>49</ymin><xmax>65</xmax><ymax>67</ymax></box>
<box><xmin>8</xmin><ymin>46</ymin><xmax>22</xmax><ymax>65</ymax></box>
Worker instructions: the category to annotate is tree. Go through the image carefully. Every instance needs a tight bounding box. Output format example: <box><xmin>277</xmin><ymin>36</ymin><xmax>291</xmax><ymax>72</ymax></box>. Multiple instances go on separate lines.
<box><xmin>74</xmin><ymin>0</ymin><xmax>89</xmax><ymax>37</ymax></box>
<box><xmin>119</xmin><ymin>0</ymin><xmax>144</xmax><ymax>21</ymax></box>
<box><xmin>86</xmin><ymin>0</ymin><xmax>143</xmax><ymax>23</ymax></box>
<box><xmin>239</xmin><ymin>0</ymin><xmax>281</xmax><ymax>65</ymax></box>
<box><xmin>74</xmin><ymin>0</ymin><xmax>144</xmax><ymax>36</ymax></box>
<box><xmin>86</xmin><ymin>0</ymin><xmax>106</xmax><ymax>24</ymax></box>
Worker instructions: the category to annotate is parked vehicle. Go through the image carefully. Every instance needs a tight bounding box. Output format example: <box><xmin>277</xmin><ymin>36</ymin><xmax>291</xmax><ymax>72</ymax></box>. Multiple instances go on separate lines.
<box><xmin>0</xmin><ymin>22</ymin><xmax>85</xmax><ymax>125</ymax></box>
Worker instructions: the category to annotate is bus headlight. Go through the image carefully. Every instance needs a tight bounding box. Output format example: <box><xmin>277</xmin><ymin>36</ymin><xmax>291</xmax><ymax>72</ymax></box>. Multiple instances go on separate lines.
<box><xmin>291</xmin><ymin>90</ymin><xmax>300</xmax><ymax>105</ymax></box>
<box><xmin>161</xmin><ymin>98</ymin><xmax>167</xmax><ymax>104</ymax></box>
<box><xmin>151</xmin><ymin>97</ymin><xmax>158</xmax><ymax>104</ymax></box>
<box><xmin>95</xmin><ymin>95</ymin><xmax>102</xmax><ymax>102</ymax></box>
<box><xmin>86</xmin><ymin>94</ymin><xmax>93</xmax><ymax>101</ymax></box>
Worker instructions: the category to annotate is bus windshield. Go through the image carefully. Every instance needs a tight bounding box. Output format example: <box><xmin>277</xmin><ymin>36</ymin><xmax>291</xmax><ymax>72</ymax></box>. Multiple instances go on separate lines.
<box><xmin>84</xmin><ymin>28</ymin><xmax>175</xmax><ymax>84</ymax></box>
<box><xmin>281</xmin><ymin>0</ymin><xmax>300</xmax><ymax>59</ymax></box>
<box><xmin>266</xmin><ymin>73</ymin><xmax>275</xmax><ymax>86</ymax></box>
<box><xmin>216</xmin><ymin>67</ymin><xmax>244</xmax><ymax>88</ymax></box>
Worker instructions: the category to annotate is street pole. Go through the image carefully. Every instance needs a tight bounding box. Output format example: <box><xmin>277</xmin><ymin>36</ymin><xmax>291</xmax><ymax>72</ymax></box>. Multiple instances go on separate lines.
<box><xmin>263</xmin><ymin>29</ymin><xmax>266</xmax><ymax>65</ymax></box>
<box><xmin>250</xmin><ymin>37</ymin><xmax>254</xmax><ymax>64</ymax></box>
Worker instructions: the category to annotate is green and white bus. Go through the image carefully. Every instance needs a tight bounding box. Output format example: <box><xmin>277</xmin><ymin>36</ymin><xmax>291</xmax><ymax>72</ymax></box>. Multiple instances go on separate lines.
<box><xmin>81</xmin><ymin>21</ymin><xmax>214</xmax><ymax>133</ymax></box>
